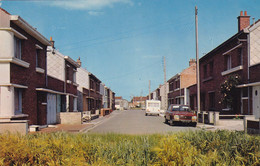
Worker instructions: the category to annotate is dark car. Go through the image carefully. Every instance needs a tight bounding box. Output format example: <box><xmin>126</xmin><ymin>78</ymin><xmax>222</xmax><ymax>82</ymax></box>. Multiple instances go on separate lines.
<box><xmin>165</xmin><ymin>104</ymin><xmax>197</xmax><ymax>127</ymax></box>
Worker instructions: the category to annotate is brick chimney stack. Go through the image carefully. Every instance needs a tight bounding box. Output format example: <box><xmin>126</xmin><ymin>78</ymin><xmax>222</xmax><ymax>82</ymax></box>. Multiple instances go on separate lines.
<box><xmin>77</xmin><ymin>57</ymin><xmax>82</xmax><ymax>67</ymax></box>
<box><xmin>50</xmin><ymin>36</ymin><xmax>55</xmax><ymax>49</ymax></box>
<box><xmin>189</xmin><ymin>59</ymin><xmax>196</xmax><ymax>66</ymax></box>
<box><xmin>237</xmin><ymin>11</ymin><xmax>250</xmax><ymax>32</ymax></box>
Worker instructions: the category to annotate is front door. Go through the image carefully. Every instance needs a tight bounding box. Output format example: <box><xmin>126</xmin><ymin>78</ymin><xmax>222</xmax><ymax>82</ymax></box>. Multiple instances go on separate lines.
<box><xmin>253</xmin><ymin>86</ymin><xmax>260</xmax><ymax>119</ymax></box>
<box><xmin>47</xmin><ymin>93</ymin><xmax>57</xmax><ymax>124</ymax></box>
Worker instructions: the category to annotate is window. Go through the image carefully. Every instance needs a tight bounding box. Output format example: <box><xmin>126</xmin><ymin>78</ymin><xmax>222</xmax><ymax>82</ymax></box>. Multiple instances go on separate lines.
<box><xmin>238</xmin><ymin>48</ymin><xmax>243</xmax><ymax>66</ymax></box>
<box><xmin>90</xmin><ymin>79</ymin><xmax>95</xmax><ymax>90</ymax></box>
<box><xmin>242</xmin><ymin>87</ymin><xmax>248</xmax><ymax>97</ymax></box>
<box><xmin>14</xmin><ymin>36</ymin><xmax>22</xmax><ymax>59</ymax></box>
<box><xmin>14</xmin><ymin>88</ymin><xmax>22</xmax><ymax>114</ymax></box>
<box><xmin>73</xmin><ymin>97</ymin><xmax>77</xmax><ymax>111</ymax></box>
<box><xmin>73</xmin><ymin>70</ymin><xmax>76</xmax><ymax>83</ymax></box>
<box><xmin>66</xmin><ymin>66</ymin><xmax>70</xmax><ymax>80</ymax></box>
<box><xmin>175</xmin><ymin>80</ymin><xmax>180</xmax><ymax>89</ymax></box>
<box><xmin>36</xmin><ymin>49</ymin><xmax>40</xmax><ymax>67</ymax></box>
<box><xmin>169</xmin><ymin>82</ymin><xmax>174</xmax><ymax>91</ymax></box>
<box><xmin>225</xmin><ymin>55</ymin><xmax>231</xmax><ymax>70</ymax></box>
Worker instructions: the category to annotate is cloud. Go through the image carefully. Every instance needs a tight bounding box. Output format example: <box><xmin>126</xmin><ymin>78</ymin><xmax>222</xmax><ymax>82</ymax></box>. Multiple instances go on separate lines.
<box><xmin>50</xmin><ymin>0</ymin><xmax>133</xmax><ymax>10</ymax></box>
<box><xmin>88</xmin><ymin>11</ymin><xmax>103</xmax><ymax>16</ymax></box>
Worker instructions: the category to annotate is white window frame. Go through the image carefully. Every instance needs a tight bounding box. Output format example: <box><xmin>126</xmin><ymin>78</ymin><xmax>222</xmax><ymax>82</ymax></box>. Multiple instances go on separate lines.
<box><xmin>14</xmin><ymin>88</ymin><xmax>22</xmax><ymax>114</ymax></box>
<box><xmin>227</xmin><ymin>55</ymin><xmax>231</xmax><ymax>70</ymax></box>
<box><xmin>73</xmin><ymin>97</ymin><xmax>77</xmax><ymax>111</ymax></box>
<box><xmin>14</xmin><ymin>36</ymin><xmax>22</xmax><ymax>59</ymax></box>
<box><xmin>73</xmin><ymin>70</ymin><xmax>76</xmax><ymax>83</ymax></box>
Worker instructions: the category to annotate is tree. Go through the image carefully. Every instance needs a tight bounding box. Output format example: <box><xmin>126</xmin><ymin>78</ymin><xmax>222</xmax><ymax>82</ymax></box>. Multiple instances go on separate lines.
<box><xmin>220</xmin><ymin>75</ymin><xmax>241</xmax><ymax>110</ymax></box>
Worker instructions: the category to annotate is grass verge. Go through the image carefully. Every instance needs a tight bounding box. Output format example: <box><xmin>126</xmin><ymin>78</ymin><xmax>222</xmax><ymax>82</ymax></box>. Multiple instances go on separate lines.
<box><xmin>0</xmin><ymin>130</ymin><xmax>259</xmax><ymax>165</ymax></box>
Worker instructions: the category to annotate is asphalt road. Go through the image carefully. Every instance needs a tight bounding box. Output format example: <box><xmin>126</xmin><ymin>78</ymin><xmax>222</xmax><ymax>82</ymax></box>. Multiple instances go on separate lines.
<box><xmin>87</xmin><ymin>109</ymin><xmax>198</xmax><ymax>134</ymax></box>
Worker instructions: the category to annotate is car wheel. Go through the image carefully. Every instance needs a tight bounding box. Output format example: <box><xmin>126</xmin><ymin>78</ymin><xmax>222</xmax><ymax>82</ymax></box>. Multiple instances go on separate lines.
<box><xmin>191</xmin><ymin>122</ymin><xmax>197</xmax><ymax>127</ymax></box>
<box><xmin>145</xmin><ymin>113</ymin><xmax>148</xmax><ymax>116</ymax></box>
<box><xmin>170</xmin><ymin>120</ymin><xmax>175</xmax><ymax>126</ymax></box>
<box><xmin>165</xmin><ymin>118</ymin><xmax>168</xmax><ymax>124</ymax></box>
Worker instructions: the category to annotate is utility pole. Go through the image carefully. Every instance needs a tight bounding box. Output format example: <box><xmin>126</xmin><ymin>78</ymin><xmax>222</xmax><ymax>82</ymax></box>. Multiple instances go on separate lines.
<box><xmin>149</xmin><ymin>80</ymin><xmax>151</xmax><ymax>100</ymax></box>
<box><xmin>163</xmin><ymin>56</ymin><xmax>167</xmax><ymax>110</ymax></box>
<box><xmin>195</xmin><ymin>6</ymin><xmax>201</xmax><ymax>112</ymax></box>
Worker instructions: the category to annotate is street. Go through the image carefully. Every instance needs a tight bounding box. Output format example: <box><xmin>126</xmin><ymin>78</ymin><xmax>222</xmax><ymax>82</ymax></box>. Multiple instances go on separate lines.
<box><xmin>87</xmin><ymin>110</ymin><xmax>198</xmax><ymax>134</ymax></box>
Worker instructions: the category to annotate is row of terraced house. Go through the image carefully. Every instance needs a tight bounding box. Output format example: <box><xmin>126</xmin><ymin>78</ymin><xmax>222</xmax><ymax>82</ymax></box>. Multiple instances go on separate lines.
<box><xmin>149</xmin><ymin>11</ymin><xmax>260</xmax><ymax>121</ymax></box>
<box><xmin>0</xmin><ymin>8</ymin><xmax>115</xmax><ymax>134</ymax></box>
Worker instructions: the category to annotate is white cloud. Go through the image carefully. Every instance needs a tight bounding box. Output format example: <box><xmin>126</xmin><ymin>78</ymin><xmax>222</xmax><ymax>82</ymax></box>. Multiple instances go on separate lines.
<box><xmin>51</xmin><ymin>0</ymin><xmax>133</xmax><ymax>10</ymax></box>
<box><xmin>88</xmin><ymin>11</ymin><xmax>103</xmax><ymax>16</ymax></box>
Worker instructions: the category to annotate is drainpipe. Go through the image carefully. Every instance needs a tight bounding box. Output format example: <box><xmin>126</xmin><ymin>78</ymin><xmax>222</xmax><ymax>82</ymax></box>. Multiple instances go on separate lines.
<box><xmin>45</xmin><ymin>48</ymin><xmax>48</xmax><ymax>88</ymax></box>
<box><xmin>247</xmin><ymin>34</ymin><xmax>250</xmax><ymax>115</ymax></box>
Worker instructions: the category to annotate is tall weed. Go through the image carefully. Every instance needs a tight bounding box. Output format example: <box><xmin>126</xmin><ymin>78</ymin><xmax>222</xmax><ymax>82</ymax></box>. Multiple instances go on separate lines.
<box><xmin>0</xmin><ymin>131</ymin><xmax>259</xmax><ymax>165</ymax></box>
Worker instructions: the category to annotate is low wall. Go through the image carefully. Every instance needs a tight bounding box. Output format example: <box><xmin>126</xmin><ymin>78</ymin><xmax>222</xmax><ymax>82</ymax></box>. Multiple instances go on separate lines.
<box><xmin>218</xmin><ymin>119</ymin><xmax>244</xmax><ymax>126</ymax></box>
<box><xmin>58</xmin><ymin>112</ymin><xmax>82</xmax><ymax>125</ymax></box>
<box><xmin>247</xmin><ymin>120</ymin><xmax>260</xmax><ymax>135</ymax></box>
<box><xmin>0</xmin><ymin>120</ymin><xmax>28</xmax><ymax>135</ymax></box>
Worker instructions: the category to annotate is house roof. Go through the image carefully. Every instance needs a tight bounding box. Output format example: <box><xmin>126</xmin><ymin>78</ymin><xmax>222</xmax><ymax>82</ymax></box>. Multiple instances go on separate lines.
<box><xmin>248</xmin><ymin>19</ymin><xmax>260</xmax><ymax>32</ymax></box>
<box><xmin>64</xmin><ymin>56</ymin><xmax>80</xmax><ymax>68</ymax></box>
<box><xmin>133</xmin><ymin>96</ymin><xmax>147</xmax><ymax>101</ymax></box>
<box><xmin>115</xmin><ymin>96</ymin><xmax>122</xmax><ymax>100</ymax></box>
<box><xmin>0</xmin><ymin>7</ymin><xmax>10</xmax><ymax>15</ymax></box>
<box><xmin>89</xmin><ymin>73</ymin><xmax>101</xmax><ymax>83</ymax></box>
<box><xmin>10</xmin><ymin>15</ymin><xmax>51</xmax><ymax>46</ymax></box>
<box><xmin>199</xmin><ymin>31</ymin><xmax>245</xmax><ymax>62</ymax></box>
<box><xmin>167</xmin><ymin>73</ymin><xmax>180</xmax><ymax>82</ymax></box>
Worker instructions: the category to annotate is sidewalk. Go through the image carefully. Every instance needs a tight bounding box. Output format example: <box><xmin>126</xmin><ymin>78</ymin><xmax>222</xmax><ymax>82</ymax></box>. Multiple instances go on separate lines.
<box><xmin>31</xmin><ymin>113</ymin><xmax>114</xmax><ymax>134</ymax></box>
<box><xmin>196</xmin><ymin>123</ymin><xmax>244</xmax><ymax>131</ymax></box>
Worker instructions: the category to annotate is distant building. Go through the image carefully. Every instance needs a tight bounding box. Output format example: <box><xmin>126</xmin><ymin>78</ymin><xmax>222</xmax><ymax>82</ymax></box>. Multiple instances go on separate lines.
<box><xmin>132</xmin><ymin>96</ymin><xmax>147</xmax><ymax>108</ymax></box>
<box><xmin>115</xmin><ymin>96</ymin><xmax>129</xmax><ymax>110</ymax></box>
<box><xmin>168</xmin><ymin>59</ymin><xmax>196</xmax><ymax>106</ymax></box>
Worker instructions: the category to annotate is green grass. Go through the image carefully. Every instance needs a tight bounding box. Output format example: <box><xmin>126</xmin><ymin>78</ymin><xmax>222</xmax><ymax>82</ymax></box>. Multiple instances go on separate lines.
<box><xmin>0</xmin><ymin>131</ymin><xmax>259</xmax><ymax>166</ymax></box>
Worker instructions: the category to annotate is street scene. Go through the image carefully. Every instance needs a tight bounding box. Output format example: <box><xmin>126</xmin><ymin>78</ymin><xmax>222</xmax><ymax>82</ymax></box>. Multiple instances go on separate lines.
<box><xmin>0</xmin><ymin>0</ymin><xmax>259</xmax><ymax>165</ymax></box>
<box><xmin>87</xmin><ymin>110</ymin><xmax>198</xmax><ymax>134</ymax></box>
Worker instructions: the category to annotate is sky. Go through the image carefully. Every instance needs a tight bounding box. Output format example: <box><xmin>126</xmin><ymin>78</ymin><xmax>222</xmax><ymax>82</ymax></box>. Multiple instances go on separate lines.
<box><xmin>1</xmin><ymin>0</ymin><xmax>260</xmax><ymax>101</ymax></box>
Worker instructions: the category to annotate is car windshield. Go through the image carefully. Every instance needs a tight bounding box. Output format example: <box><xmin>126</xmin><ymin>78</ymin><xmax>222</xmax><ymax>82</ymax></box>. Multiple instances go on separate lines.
<box><xmin>172</xmin><ymin>106</ymin><xmax>190</xmax><ymax>111</ymax></box>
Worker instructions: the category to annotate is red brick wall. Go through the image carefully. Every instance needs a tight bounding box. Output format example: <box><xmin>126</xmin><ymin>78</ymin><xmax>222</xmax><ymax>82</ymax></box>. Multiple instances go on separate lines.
<box><xmin>195</xmin><ymin>33</ymin><xmax>249</xmax><ymax>114</ymax></box>
<box><xmin>10</xmin><ymin>22</ymin><xmax>48</xmax><ymax>125</ymax></box>
<box><xmin>249</xmin><ymin>64</ymin><xmax>260</xmax><ymax>83</ymax></box>
<box><xmin>47</xmin><ymin>76</ymin><xmax>64</xmax><ymax>92</ymax></box>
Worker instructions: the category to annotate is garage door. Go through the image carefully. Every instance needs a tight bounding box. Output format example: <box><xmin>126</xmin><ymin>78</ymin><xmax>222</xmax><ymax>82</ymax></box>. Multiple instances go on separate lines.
<box><xmin>47</xmin><ymin>93</ymin><xmax>57</xmax><ymax>124</ymax></box>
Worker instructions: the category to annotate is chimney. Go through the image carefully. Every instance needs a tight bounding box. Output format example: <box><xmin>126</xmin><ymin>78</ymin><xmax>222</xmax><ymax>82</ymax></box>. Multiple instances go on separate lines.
<box><xmin>76</xmin><ymin>57</ymin><xmax>82</xmax><ymax>67</ymax></box>
<box><xmin>237</xmin><ymin>11</ymin><xmax>250</xmax><ymax>32</ymax></box>
<box><xmin>50</xmin><ymin>36</ymin><xmax>55</xmax><ymax>49</ymax></box>
<box><xmin>189</xmin><ymin>59</ymin><xmax>196</xmax><ymax>66</ymax></box>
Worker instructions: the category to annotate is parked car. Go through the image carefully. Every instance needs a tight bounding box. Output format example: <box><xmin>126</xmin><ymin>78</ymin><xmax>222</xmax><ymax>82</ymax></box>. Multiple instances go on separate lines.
<box><xmin>165</xmin><ymin>104</ymin><xmax>197</xmax><ymax>127</ymax></box>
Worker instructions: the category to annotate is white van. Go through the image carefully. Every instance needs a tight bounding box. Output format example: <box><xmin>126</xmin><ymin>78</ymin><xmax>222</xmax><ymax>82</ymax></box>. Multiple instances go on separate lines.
<box><xmin>145</xmin><ymin>100</ymin><xmax>161</xmax><ymax>116</ymax></box>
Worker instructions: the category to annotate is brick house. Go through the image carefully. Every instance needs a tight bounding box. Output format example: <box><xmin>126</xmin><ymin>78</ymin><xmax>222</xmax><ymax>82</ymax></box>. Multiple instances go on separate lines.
<box><xmin>115</xmin><ymin>96</ymin><xmax>129</xmax><ymax>110</ymax></box>
<box><xmin>0</xmin><ymin>8</ymin><xmax>52</xmax><ymax>125</ymax></box>
<box><xmin>132</xmin><ymin>96</ymin><xmax>147</xmax><ymax>108</ymax></box>
<box><xmin>88</xmin><ymin>73</ymin><xmax>102</xmax><ymax>114</ymax></box>
<box><xmin>168</xmin><ymin>59</ymin><xmax>196</xmax><ymax>106</ymax></box>
<box><xmin>76</xmin><ymin>59</ymin><xmax>90</xmax><ymax>113</ymax></box>
<box><xmin>189</xmin><ymin>11</ymin><xmax>260</xmax><ymax>118</ymax></box>
<box><xmin>46</xmin><ymin>40</ymin><xmax>79</xmax><ymax>124</ymax></box>
<box><xmin>149</xmin><ymin>83</ymin><xmax>169</xmax><ymax>110</ymax></box>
